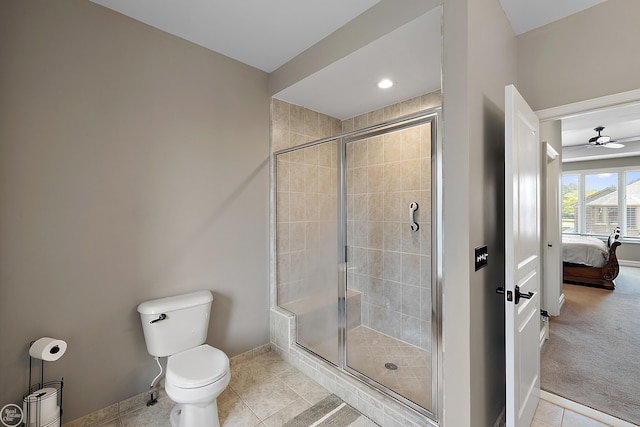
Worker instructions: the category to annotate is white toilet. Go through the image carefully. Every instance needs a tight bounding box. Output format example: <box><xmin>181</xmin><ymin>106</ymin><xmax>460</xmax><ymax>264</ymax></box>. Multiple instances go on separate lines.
<box><xmin>137</xmin><ymin>290</ymin><xmax>230</xmax><ymax>427</ymax></box>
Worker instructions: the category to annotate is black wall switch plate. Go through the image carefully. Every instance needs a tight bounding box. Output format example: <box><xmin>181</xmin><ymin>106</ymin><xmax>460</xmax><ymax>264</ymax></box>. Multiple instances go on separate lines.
<box><xmin>475</xmin><ymin>245</ymin><xmax>488</xmax><ymax>271</ymax></box>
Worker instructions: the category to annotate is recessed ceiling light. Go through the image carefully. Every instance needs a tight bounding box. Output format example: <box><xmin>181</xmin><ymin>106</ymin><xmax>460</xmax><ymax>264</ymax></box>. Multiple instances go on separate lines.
<box><xmin>377</xmin><ymin>79</ymin><xmax>394</xmax><ymax>89</ymax></box>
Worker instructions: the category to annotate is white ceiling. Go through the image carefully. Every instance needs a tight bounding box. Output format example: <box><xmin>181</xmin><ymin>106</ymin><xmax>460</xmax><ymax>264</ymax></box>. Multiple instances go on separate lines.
<box><xmin>90</xmin><ymin>0</ymin><xmax>382</xmax><ymax>73</ymax></box>
<box><xmin>91</xmin><ymin>0</ymin><xmax>639</xmax><ymax>160</ymax></box>
<box><xmin>499</xmin><ymin>0</ymin><xmax>607</xmax><ymax>35</ymax></box>
<box><xmin>274</xmin><ymin>9</ymin><xmax>442</xmax><ymax>120</ymax></box>
<box><xmin>561</xmin><ymin>102</ymin><xmax>640</xmax><ymax>162</ymax></box>
<box><xmin>90</xmin><ymin>0</ymin><xmax>608</xmax><ymax>74</ymax></box>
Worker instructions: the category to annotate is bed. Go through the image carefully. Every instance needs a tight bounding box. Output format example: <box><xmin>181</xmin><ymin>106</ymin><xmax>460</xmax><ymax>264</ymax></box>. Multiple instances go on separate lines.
<box><xmin>562</xmin><ymin>228</ymin><xmax>621</xmax><ymax>290</ymax></box>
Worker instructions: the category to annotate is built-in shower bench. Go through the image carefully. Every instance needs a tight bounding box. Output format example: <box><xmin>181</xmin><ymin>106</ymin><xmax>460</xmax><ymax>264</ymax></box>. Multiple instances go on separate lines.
<box><xmin>280</xmin><ymin>289</ymin><xmax>362</xmax><ymax>331</ymax></box>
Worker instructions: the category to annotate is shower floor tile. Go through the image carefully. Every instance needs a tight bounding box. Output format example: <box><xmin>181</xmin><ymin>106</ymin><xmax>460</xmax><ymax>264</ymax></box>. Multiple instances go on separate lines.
<box><xmin>346</xmin><ymin>325</ymin><xmax>432</xmax><ymax>410</ymax></box>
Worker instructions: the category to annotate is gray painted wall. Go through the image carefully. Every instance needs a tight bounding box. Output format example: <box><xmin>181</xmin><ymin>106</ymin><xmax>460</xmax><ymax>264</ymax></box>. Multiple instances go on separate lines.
<box><xmin>441</xmin><ymin>0</ymin><xmax>472</xmax><ymax>422</ymax></box>
<box><xmin>466</xmin><ymin>0</ymin><xmax>516</xmax><ymax>424</ymax></box>
<box><xmin>0</xmin><ymin>1</ymin><xmax>270</xmax><ymax>422</ymax></box>
<box><xmin>517</xmin><ymin>0</ymin><xmax>640</xmax><ymax>112</ymax></box>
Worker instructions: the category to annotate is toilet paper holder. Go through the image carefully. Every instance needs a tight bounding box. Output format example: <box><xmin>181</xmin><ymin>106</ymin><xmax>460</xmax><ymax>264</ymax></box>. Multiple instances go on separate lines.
<box><xmin>23</xmin><ymin>340</ymin><xmax>64</xmax><ymax>427</ymax></box>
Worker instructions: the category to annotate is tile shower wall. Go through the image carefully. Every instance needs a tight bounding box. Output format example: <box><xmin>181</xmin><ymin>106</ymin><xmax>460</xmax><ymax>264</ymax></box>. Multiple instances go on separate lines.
<box><xmin>343</xmin><ymin>91</ymin><xmax>441</xmax><ymax>351</ymax></box>
<box><xmin>271</xmin><ymin>100</ymin><xmax>341</xmax><ymax>307</ymax></box>
<box><xmin>345</xmin><ymin>123</ymin><xmax>432</xmax><ymax>350</ymax></box>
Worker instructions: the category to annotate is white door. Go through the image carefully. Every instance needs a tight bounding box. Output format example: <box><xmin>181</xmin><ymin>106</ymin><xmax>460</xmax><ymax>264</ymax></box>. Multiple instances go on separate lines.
<box><xmin>504</xmin><ymin>85</ymin><xmax>541</xmax><ymax>427</ymax></box>
<box><xmin>545</xmin><ymin>144</ymin><xmax>562</xmax><ymax>316</ymax></box>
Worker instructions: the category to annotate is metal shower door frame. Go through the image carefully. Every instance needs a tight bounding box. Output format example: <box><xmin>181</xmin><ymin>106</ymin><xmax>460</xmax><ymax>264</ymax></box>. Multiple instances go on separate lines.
<box><xmin>273</xmin><ymin>106</ymin><xmax>443</xmax><ymax>423</ymax></box>
<box><xmin>337</xmin><ymin>108</ymin><xmax>442</xmax><ymax>421</ymax></box>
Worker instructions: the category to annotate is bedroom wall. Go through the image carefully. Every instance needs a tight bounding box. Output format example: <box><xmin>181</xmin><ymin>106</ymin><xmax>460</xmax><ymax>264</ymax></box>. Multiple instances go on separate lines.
<box><xmin>0</xmin><ymin>1</ymin><xmax>270</xmax><ymax>422</ymax></box>
<box><xmin>563</xmin><ymin>156</ymin><xmax>640</xmax><ymax>263</ymax></box>
<box><xmin>516</xmin><ymin>0</ymin><xmax>640</xmax><ymax>112</ymax></box>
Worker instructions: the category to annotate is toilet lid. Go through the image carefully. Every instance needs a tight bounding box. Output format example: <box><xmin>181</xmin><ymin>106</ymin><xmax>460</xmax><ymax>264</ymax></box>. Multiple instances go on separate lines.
<box><xmin>166</xmin><ymin>344</ymin><xmax>229</xmax><ymax>389</ymax></box>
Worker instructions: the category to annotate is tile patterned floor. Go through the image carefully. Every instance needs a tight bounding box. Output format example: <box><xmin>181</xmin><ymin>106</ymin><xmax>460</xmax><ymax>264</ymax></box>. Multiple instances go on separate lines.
<box><xmin>93</xmin><ymin>349</ymin><xmax>378</xmax><ymax>427</ymax></box>
<box><xmin>532</xmin><ymin>399</ymin><xmax>616</xmax><ymax>427</ymax></box>
<box><xmin>82</xmin><ymin>347</ymin><xmax>617</xmax><ymax>427</ymax></box>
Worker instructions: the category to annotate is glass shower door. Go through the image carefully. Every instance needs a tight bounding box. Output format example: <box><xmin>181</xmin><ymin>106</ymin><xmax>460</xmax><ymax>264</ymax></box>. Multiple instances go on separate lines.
<box><xmin>275</xmin><ymin>140</ymin><xmax>340</xmax><ymax>365</ymax></box>
<box><xmin>344</xmin><ymin>119</ymin><xmax>435</xmax><ymax>413</ymax></box>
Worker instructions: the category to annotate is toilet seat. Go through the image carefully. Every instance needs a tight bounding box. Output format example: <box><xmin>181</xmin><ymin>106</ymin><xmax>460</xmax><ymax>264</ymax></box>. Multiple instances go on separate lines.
<box><xmin>166</xmin><ymin>344</ymin><xmax>229</xmax><ymax>389</ymax></box>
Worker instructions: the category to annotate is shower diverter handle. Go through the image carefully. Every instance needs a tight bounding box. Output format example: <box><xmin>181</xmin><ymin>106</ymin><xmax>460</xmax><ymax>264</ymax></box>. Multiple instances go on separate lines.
<box><xmin>409</xmin><ymin>202</ymin><xmax>419</xmax><ymax>232</ymax></box>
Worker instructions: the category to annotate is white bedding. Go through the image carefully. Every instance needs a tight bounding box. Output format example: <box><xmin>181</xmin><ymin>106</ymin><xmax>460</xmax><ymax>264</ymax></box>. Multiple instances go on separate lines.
<box><xmin>562</xmin><ymin>235</ymin><xmax>608</xmax><ymax>268</ymax></box>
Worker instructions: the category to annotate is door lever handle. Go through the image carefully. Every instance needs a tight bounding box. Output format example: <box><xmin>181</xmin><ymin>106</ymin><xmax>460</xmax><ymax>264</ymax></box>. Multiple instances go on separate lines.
<box><xmin>497</xmin><ymin>286</ymin><xmax>533</xmax><ymax>304</ymax></box>
<box><xmin>514</xmin><ymin>285</ymin><xmax>534</xmax><ymax>304</ymax></box>
<box><xmin>496</xmin><ymin>286</ymin><xmax>513</xmax><ymax>302</ymax></box>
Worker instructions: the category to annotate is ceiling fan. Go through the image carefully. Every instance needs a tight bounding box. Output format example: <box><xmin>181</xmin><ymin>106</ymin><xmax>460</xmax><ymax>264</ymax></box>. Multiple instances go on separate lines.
<box><xmin>587</xmin><ymin>126</ymin><xmax>624</xmax><ymax>149</ymax></box>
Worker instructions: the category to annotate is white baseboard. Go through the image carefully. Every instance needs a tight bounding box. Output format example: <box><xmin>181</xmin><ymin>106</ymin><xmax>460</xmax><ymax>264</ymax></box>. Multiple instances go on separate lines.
<box><xmin>619</xmin><ymin>259</ymin><xmax>640</xmax><ymax>268</ymax></box>
<box><xmin>540</xmin><ymin>391</ymin><xmax>637</xmax><ymax>427</ymax></box>
<box><xmin>539</xmin><ymin>320</ymin><xmax>549</xmax><ymax>349</ymax></box>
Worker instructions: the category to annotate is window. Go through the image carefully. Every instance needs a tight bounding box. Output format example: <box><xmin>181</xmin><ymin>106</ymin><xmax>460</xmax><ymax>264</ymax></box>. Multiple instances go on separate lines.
<box><xmin>562</xmin><ymin>169</ymin><xmax>640</xmax><ymax>239</ymax></box>
<box><xmin>584</xmin><ymin>173</ymin><xmax>617</xmax><ymax>235</ymax></box>
<box><xmin>626</xmin><ymin>171</ymin><xmax>640</xmax><ymax>237</ymax></box>
<box><xmin>562</xmin><ymin>175</ymin><xmax>579</xmax><ymax>233</ymax></box>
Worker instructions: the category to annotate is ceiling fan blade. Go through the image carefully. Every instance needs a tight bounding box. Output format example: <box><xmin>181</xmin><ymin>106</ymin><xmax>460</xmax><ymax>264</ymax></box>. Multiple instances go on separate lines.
<box><xmin>564</xmin><ymin>144</ymin><xmax>592</xmax><ymax>152</ymax></box>
<box><xmin>603</xmin><ymin>142</ymin><xmax>624</xmax><ymax>149</ymax></box>
<box><xmin>612</xmin><ymin>136</ymin><xmax>640</xmax><ymax>143</ymax></box>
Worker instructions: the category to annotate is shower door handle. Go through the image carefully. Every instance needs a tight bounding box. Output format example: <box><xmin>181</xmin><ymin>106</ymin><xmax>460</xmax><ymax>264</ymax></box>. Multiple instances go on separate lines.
<box><xmin>409</xmin><ymin>202</ymin><xmax>419</xmax><ymax>232</ymax></box>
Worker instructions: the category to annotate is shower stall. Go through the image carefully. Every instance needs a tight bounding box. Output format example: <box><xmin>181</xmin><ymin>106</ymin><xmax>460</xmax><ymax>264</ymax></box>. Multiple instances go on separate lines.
<box><xmin>274</xmin><ymin>108</ymin><xmax>441</xmax><ymax>420</ymax></box>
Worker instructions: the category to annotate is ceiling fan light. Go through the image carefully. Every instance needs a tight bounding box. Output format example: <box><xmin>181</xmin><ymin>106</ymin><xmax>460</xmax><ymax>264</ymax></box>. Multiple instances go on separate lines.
<box><xmin>597</xmin><ymin>135</ymin><xmax>611</xmax><ymax>143</ymax></box>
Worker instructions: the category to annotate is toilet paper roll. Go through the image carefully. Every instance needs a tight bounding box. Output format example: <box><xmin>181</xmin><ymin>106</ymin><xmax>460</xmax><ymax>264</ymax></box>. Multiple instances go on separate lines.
<box><xmin>29</xmin><ymin>337</ymin><xmax>67</xmax><ymax>361</ymax></box>
<box><xmin>25</xmin><ymin>407</ymin><xmax>60</xmax><ymax>427</ymax></box>
<box><xmin>43</xmin><ymin>414</ymin><xmax>60</xmax><ymax>427</ymax></box>
<box><xmin>23</xmin><ymin>388</ymin><xmax>59</xmax><ymax>425</ymax></box>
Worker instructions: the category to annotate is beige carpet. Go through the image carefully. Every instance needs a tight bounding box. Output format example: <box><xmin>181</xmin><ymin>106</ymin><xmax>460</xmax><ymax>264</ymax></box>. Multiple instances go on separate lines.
<box><xmin>541</xmin><ymin>266</ymin><xmax>640</xmax><ymax>424</ymax></box>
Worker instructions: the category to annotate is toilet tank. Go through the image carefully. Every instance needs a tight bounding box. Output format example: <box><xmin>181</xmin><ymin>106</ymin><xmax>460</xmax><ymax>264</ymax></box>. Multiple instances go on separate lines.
<box><xmin>137</xmin><ymin>290</ymin><xmax>213</xmax><ymax>357</ymax></box>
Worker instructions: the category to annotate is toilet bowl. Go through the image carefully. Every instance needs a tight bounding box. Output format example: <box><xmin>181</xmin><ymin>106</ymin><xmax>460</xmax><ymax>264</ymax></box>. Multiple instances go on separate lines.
<box><xmin>165</xmin><ymin>345</ymin><xmax>230</xmax><ymax>427</ymax></box>
<box><xmin>137</xmin><ymin>291</ymin><xmax>230</xmax><ymax>427</ymax></box>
